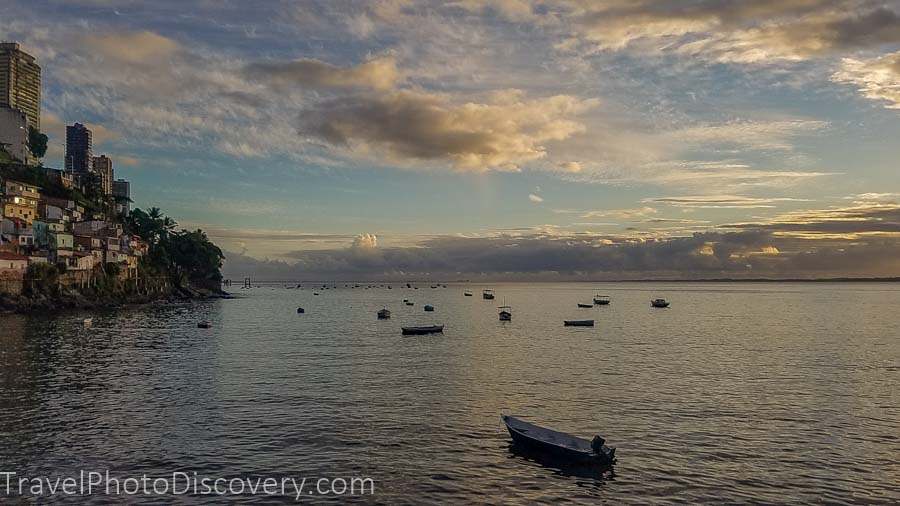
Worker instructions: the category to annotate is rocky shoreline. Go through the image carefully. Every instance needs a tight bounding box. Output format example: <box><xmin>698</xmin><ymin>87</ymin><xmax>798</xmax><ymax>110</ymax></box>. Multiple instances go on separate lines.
<box><xmin>0</xmin><ymin>285</ymin><xmax>233</xmax><ymax>314</ymax></box>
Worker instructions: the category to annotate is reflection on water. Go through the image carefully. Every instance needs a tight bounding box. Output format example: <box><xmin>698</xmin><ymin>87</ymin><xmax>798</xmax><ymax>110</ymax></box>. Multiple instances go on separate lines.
<box><xmin>1</xmin><ymin>282</ymin><xmax>900</xmax><ymax>504</ymax></box>
<box><xmin>506</xmin><ymin>442</ymin><xmax>616</xmax><ymax>482</ymax></box>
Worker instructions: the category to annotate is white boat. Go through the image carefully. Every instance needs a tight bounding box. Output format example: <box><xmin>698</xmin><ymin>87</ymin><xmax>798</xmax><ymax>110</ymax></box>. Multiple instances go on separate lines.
<box><xmin>464</xmin><ymin>291</ymin><xmax>473</xmax><ymax>296</ymax></box>
<box><xmin>483</xmin><ymin>289</ymin><xmax>495</xmax><ymax>300</ymax></box>
<box><xmin>82</xmin><ymin>318</ymin><xmax>93</xmax><ymax>326</ymax></box>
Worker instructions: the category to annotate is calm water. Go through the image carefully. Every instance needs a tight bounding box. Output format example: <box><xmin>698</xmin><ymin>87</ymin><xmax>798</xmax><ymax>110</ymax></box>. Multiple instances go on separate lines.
<box><xmin>2</xmin><ymin>282</ymin><xmax>899</xmax><ymax>504</ymax></box>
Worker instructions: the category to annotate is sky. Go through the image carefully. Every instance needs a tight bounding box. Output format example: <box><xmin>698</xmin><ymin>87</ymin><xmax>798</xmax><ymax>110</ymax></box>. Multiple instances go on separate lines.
<box><xmin>2</xmin><ymin>0</ymin><xmax>900</xmax><ymax>279</ymax></box>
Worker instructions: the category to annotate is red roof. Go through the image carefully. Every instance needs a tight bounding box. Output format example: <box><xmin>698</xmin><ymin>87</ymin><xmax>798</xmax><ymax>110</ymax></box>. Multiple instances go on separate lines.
<box><xmin>0</xmin><ymin>252</ymin><xmax>28</xmax><ymax>261</ymax></box>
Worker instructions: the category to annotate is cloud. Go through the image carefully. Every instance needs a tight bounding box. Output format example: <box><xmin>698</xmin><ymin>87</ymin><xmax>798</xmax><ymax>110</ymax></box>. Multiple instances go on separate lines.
<box><xmin>528</xmin><ymin>193</ymin><xmax>544</xmax><ymax>202</ymax></box>
<box><xmin>645</xmin><ymin>195</ymin><xmax>812</xmax><ymax>208</ymax></box>
<box><xmin>298</xmin><ymin>90</ymin><xmax>597</xmax><ymax>170</ymax></box>
<box><xmin>723</xmin><ymin>203</ymin><xmax>900</xmax><ymax>237</ymax></box>
<box><xmin>79</xmin><ymin>31</ymin><xmax>180</xmax><ymax>64</ymax></box>
<box><xmin>557</xmin><ymin>161</ymin><xmax>582</xmax><ymax>173</ymax></box>
<box><xmin>553</xmin><ymin>206</ymin><xmax>657</xmax><ymax>218</ymax></box>
<box><xmin>558</xmin><ymin>1</ymin><xmax>900</xmax><ymax>63</ymax></box>
<box><xmin>352</xmin><ymin>233</ymin><xmax>378</xmax><ymax>249</ymax></box>
<box><xmin>245</xmin><ymin>56</ymin><xmax>401</xmax><ymax>91</ymax></box>
<box><xmin>832</xmin><ymin>51</ymin><xmax>900</xmax><ymax>109</ymax></box>
<box><xmin>224</xmin><ymin>223</ymin><xmax>900</xmax><ymax>280</ymax></box>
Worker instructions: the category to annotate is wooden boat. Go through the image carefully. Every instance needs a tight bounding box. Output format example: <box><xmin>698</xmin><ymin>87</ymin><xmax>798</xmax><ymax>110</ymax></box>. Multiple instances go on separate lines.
<box><xmin>197</xmin><ymin>320</ymin><xmax>212</xmax><ymax>329</ymax></box>
<box><xmin>464</xmin><ymin>291</ymin><xmax>473</xmax><ymax>296</ymax></box>
<box><xmin>593</xmin><ymin>295</ymin><xmax>611</xmax><ymax>305</ymax></box>
<box><xmin>502</xmin><ymin>415</ymin><xmax>615</xmax><ymax>465</ymax></box>
<box><xmin>401</xmin><ymin>325</ymin><xmax>444</xmax><ymax>335</ymax></box>
<box><xmin>577</xmin><ymin>303</ymin><xmax>593</xmax><ymax>308</ymax></box>
<box><xmin>377</xmin><ymin>308</ymin><xmax>391</xmax><ymax>319</ymax></box>
<box><xmin>651</xmin><ymin>298</ymin><xmax>670</xmax><ymax>308</ymax></box>
<box><xmin>424</xmin><ymin>305</ymin><xmax>435</xmax><ymax>312</ymax></box>
<box><xmin>297</xmin><ymin>307</ymin><xmax>305</xmax><ymax>314</ymax></box>
<box><xmin>483</xmin><ymin>289</ymin><xmax>495</xmax><ymax>300</ymax></box>
<box><xmin>564</xmin><ymin>320</ymin><xmax>594</xmax><ymax>326</ymax></box>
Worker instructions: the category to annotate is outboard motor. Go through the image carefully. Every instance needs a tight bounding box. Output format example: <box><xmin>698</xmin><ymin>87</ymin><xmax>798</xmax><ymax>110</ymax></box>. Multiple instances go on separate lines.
<box><xmin>591</xmin><ymin>436</ymin><xmax>606</xmax><ymax>454</ymax></box>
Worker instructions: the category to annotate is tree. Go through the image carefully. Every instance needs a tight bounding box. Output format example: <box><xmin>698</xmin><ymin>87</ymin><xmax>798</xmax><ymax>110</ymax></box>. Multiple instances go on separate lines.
<box><xmin>27</xmin><ymin>126</ymin><xmax>48</xmax><ymax>159</ymax></box>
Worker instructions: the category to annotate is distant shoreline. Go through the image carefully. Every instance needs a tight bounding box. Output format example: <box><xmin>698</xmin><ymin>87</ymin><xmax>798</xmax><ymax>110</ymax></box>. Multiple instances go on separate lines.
<box><xmin>227</xmin><ymin>277</ymin><xmax>900</xmax><ymax>284</ymax></box>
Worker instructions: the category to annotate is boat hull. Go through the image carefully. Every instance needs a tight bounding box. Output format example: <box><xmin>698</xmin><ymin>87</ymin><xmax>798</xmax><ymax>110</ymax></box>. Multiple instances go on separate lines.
<box><xmin>564</xmin><ymin>320</ymin><xmax>594</xmax><ymax>326</ymax></box>
<box><xmin>401</xmin><ymin>325</ymin><xmax>444</xmax><ymax>335</ymax></box>
<box><xmin>502</xmin><ymin>415</ymin><xmax>614</xmax><ymax>465</ymax></box>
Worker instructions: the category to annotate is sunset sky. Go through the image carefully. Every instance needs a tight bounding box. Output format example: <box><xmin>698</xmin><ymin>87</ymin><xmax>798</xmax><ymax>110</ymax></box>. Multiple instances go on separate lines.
<box><xmin>3</xmin><ymin>0</ymin><xmax>900</xmax><ymax>279</ymax></box>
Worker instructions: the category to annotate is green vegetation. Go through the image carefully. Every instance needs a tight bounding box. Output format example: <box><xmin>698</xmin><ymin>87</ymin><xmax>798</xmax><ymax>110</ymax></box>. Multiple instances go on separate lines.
<box><xmin>27</xmin><ymin>126</ymin><xmax>48</xmax><ymax>160</ymax></box>
<box><xmin>126</xmin><ymin>207</ymin><xmax>225</xmax><ymax>290</ymax></box>
<box><xmin>24</xmin><ymin>263</ymin><xmax>59</xmax><ymax>296</ymax></box>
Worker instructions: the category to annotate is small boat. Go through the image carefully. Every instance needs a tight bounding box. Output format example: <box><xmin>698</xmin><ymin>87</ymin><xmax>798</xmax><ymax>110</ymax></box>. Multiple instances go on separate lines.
<box><xmin>593</xmin><ymin>295</ymin><xmax>611</xmax><ymax>305</ymax></box>
<box><xmin>483</xmin><ymin>289</ymin><xmax>495</xmax><ymax>300</ymax></box>
<box><xmin>564</xmin><ymin>320</ymin><xmax>594</xmax><ymax>327</ymax></box>
<box><xmin>499</xmin><ymin>305</ymin><xmax>512</xmax><ymax>321</ymax></box>
<box><xmin>464</xmin><ymin>291</ymin><xmax>473</xmax><ymax>296</ymax></box>
<box><xmin>424</xmin><ymin>305</ymin><xmax>435</xmax><ymax>312</ymax></box>
<box><xmin>401</xmin><ymin>325</ymin><xmax>444</xmax><ymax>335</ymax></box>
<box><xmin>197</xmin><ymin>320</ymin><xmax>212</xmax><ymax>329</ymax></box>
<box><xmin>313</xmin><ymin>292</ymin><xmax>320</xmax><ymax>296</ymax></box>
<box><xmin>577</xmin><ymin>303</ymin><xmax>593</xmax><ymax>308</ymax></box>
<box><xmin>297</xmin><ymin>307</ymin><xmax>305</xmax><ymax>314</ymax></box>
<box><xmin>502</xmin><ymin>415</ymin><xmax>615</xmax><ymax>465</ymax></box>
<box><xmin>403</xmin><ymin>298</ymin><xmax>409</xmax><ymax>302</ymax></box>
<box><xmin>651</xmin><ymin>298</ymin><xmax>670</xmax><ymax>308</ymax></box>
<box><xmin>377</xmin><ymin>308</ymin><xmax>391</xmax><ymax>319</ymax></box>
<box><xmin>82</xmin><ymin>317</ymin><xmax>93</xmax><ymax>326</ymax></box>
<box><xmin>405</xmin><ymin>301</ymin><xmax>414</xmax><ymax>306</ymax></box>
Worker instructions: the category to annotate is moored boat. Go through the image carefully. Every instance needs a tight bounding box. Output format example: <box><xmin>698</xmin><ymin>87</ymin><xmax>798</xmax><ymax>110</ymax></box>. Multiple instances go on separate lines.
<box><xmin>405</xmin><ymin>301</ymin><xmax>414</xmax><ymax>306</ymax></box>
<box><xmin>297</xmin><ymin>307</ymin><xmax>305</xmax><ymax>314</ymax></box>
<box><xmin>502</xmin><ymin>415</ymin><xmax>615</xmax><ymax>465</ymax></box>
<box><xmin>651</xmin><ymin>298</ymin><xmax>670</xmax><ymax>308</ymax></box>
<box><xmin>483</xmin><ymin>289</ymin><xmax>495</xmax><ymax>300</ymax></box>
<box><xmin>499</xmin><ymin>304</ymin><xmax>512</xmax><ymax>321</ymax></box>
<box><xmin>82</xmin><ymin>317</ymin><xmax>93</xmax><ymax>326</ymax></box>
<box><xmin>377</xmin><ymin>308</ymin><xmax>391</xmax><ymax>319</ymax></box>
<box><xmin>593</xmin><ymin>295</ymin><xmax>611</xmax><ymax>305</ymax></box>
<box><xmin>197</xmin><ymin>320</ymin><xmax>212</xmax><ymax>329</ymax></box>
<box><xmin>424</xmin><ymin>305</ymin><xmax>435</xmax><ymax>312</ymax></box>
<box><xmin>577</xmin><ymin>303</ymin><xmax>593</xmax><ymax>308</ymax></box>
<box><xmin>464</xmin><ymin>291</ymin><xmax>473</xmax><ymax>296</ymax></box>
<box><xmin>564</xmin><ymin>319</ymin><xmax>594</xmax><ymax>326</ymax></box>
<box><xmin>401</xmin><ymin>325</ymin><xmax>444</xmax><ymax>335</ymax></box>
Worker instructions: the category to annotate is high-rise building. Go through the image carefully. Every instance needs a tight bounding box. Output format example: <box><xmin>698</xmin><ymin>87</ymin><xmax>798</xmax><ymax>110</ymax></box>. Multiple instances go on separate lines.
<box><xmin>92</xmin><ymin>155</ymin><xmax>114</xmax><ymax>195</ymax></box>
<box><xmin>0</xmin><ymin>42</ymin><xmax>41</xmax><ymax>131</ymax></box>
<box><xmin>112</xmin><ymin>178</ymin><xmax>131</xmax><ymax>214</ymax></box>
<box><xmin>65</xmin><ymin>123</ymin><xmax>93</xmax><ymax>174</ymax></box>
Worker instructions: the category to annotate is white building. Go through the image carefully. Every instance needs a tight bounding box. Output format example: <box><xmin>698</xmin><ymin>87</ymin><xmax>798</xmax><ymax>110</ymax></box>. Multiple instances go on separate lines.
<box><xmin>0</xmin><ymin>107</ymin><xmax>30</xmax><ymax>164</ymax></box>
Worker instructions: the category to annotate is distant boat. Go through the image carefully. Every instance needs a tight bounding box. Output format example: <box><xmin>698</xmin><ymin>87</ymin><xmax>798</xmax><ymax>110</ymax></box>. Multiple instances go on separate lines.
<box><xmin>424</xmin><ymin>305</ymin><xmax>435</xmax><ymax>312</ymax></box>
<box><xmin>313</xmin><ymin>292</ymin><xmax>320</xmax><ymax>296</ymax></box>
<box><xmin>651</xmin><ymin>298</ymin><xmax>670</xmax><ymax>308</ymax></box>
<box><xmin>403</xmin><ymin>298</ymin><xmax>409</xmax><ymax>302</ymax></box>
<box><xmin>82</xmin><ymin>317</ymin><xmax>93</xmax><ymax>326</ymax></box>
<box><xmin>297</xmin><ymin>307</ymin><xmax>305</xmax><ymax>314</ymax></box>
<box><xmin>197</xmin><ymin>320</ymin><xmax>212</xmax><ymax>329</ymax></box>
<box><xmin>502</xmin><ymin>415</ymin><xmax>615</xmax><ymax>465</ymax></box>
<box><xmin>564</xmin><ymin>320</ymin><xmax>594</xmax><ymax>326</ymax></box>
<box><xmin>499</xmin><ymin>304</ymin><xmax>512</xmax><ymax>321</ymax></box>
<box><xmin>377</xmin><ymin>308</ymin><xmax>391</xmax><ymax>319</ymax></box>
<box><xmin>577</xmin><ymin>303</ymin><xmax>593</xmax><ymax>308</ymax></box>
<box><xmin>483</xmin><ymin>289</ymin><xmax>495</xmax><ymax>300</ymax></box>
<box><xmin>406</xmin><ymin>301</ymin><xmax>414</xmax><ymax>306</ymax></box>
<box><xmin>464</xmin><ymin>291</ymin><xmax>473</xmax><ymax>296</ymax></box>
<box><xmin>388</xmin><ymin>285</ymin><xmax>392</xmax><ymax>289</ymax></box>
<box><xmin>402</xmin><ymin>325</ymin><xmax>444</xmax><ymax>335</ymax></box>
<box><xmin>593</xmin><ymin>295</ymin><xmax>611</xmax><ymax>305</ymax></box>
